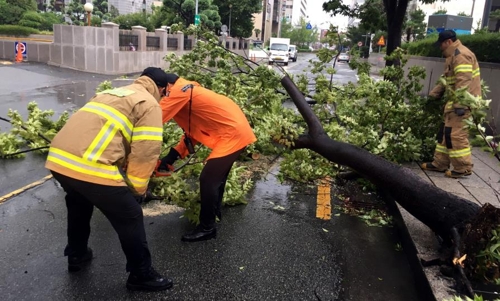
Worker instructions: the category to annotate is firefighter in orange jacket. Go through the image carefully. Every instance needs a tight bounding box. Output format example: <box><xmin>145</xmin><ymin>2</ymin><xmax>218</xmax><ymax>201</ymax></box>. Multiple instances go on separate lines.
<box><xmin>158</xmin><ymin>74</ymin><xmax>257</xmax><ymax>242</ymax></box>
<box><xmin>45</xmin><ymin>67</ymin><xmax>173</xmax><ymax>291</ymax></box>
<box><xmin>421</xmin><ymin>30</ymin><xmax>481</xmax><ymax>178</ymax></box>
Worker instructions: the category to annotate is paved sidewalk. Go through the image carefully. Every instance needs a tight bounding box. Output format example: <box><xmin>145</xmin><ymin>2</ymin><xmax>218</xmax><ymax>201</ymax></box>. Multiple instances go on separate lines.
<box><xmin>399</xmin><ymin>147</ymin><xmax>500</xmax><ymax>300</ymax></box>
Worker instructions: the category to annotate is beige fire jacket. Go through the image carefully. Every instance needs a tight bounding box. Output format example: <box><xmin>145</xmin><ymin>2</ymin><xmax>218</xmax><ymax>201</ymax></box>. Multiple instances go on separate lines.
<box><xmin>45</xmin><ymin>76</ymin><xmax>163</xmax><ymax>195</ymax></box>
<box><xmin>429</xmin><ymin>39</ymin><xmax>481</xmax><ymax>113</ymax></box>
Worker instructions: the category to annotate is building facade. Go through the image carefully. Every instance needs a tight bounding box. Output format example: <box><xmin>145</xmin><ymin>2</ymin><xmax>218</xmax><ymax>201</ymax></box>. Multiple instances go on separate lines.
<box><xmin>37</xmin><ymin>0</ymin><xmax>155</xmax><ymax>14</ymax></box>
<box><xmin>411</xmin><ymin>0</ymin><xmax>500</xmax><ymax>33</ymax></box>
<box><xmin>283</xmin><ymin>0</ymin><xmax>308</xmax><ymax>26</ymax></box>
<box><xmin>107</xmin><ymin>0</ymin><xmax>154</xmax><ymax>14</ymax></box>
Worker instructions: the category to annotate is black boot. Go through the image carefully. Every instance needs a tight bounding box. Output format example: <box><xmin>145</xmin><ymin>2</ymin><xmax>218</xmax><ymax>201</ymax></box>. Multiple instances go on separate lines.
<box><xmin>126</xmin><ymin>267</ymin><xmax>173</xmax><ymax>291</ymax></box>
<box><xmin>68</xmin><ymin>247</ymin><xmax>93</xmax><ymax>272</ymax></box>
<box><xmin>181</xmin><ymin>226</ymin><xmax>217</xmax><ymax>242</ymax></box>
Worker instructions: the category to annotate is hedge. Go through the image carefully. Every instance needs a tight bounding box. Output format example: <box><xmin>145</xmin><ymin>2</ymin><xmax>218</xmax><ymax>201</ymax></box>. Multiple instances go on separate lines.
<box><xmin>0</xmin><ymin>25</ymin><xmax>39</xmax><ymax>37</ymax></box>
<box><xmin>402</xmin><ymin>32</ymin><xmax>500</xmax><ymax>63</ymax></box>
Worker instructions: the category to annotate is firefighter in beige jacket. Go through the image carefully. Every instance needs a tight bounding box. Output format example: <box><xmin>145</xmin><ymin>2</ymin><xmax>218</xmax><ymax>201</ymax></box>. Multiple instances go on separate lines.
<box><xmin>422</xmin><ymin>30</ymin><xmax>481</xmax><ymax>178</ymax></box>
<box><xmin>45</xmin><ymin>67</ymin><xmax>173</xmax><ymax>292</ymax></box>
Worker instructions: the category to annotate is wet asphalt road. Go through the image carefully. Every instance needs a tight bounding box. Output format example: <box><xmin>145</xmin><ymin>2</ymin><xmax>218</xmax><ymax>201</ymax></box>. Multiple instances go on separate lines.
<box><xmin>0</xmin><ymin>56</ymin><xmax>422</xmax><ymax>300</ymax></box>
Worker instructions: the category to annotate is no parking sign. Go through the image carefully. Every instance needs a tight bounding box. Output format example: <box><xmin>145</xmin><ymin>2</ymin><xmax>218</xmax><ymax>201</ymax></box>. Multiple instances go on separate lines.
<box><xmin>15</xmin><ymin>42</ymin><xmax>27</xmax><ymax>58</ymax></box>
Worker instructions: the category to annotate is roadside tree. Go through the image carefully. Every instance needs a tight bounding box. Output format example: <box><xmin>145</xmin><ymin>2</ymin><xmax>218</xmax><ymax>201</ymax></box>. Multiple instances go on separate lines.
<box><xmin>161</xmin><ymin>0</ymin><xmax>221</xmax><ymax>31</ymax></box>
<box><xmin>212</xmin><ymin>0</ymin><xmax>262</xmax><ymax>38</ymax></box>
<box><xmin>323</xmin><ymin>0</ymin><xmax>451</xmax><ymax>65</ymax></box>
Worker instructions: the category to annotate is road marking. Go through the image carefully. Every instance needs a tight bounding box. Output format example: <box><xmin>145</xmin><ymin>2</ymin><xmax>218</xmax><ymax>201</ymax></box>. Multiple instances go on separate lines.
<box><xmin>316</xmin><ymin>177</ymin><xmax>331</xmax><ymax>220</ymax></box>
<box><xmin>0</xmin><ymin>175</ymin><xmax>53</xmax><ymax>204</ymax></box>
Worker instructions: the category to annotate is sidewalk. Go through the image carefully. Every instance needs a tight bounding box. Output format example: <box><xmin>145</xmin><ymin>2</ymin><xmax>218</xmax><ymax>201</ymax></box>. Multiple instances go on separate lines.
<box><xmin>399</xmin><ymin>147</ymin><xmax>500</xmax><ymax>300</ymax></box>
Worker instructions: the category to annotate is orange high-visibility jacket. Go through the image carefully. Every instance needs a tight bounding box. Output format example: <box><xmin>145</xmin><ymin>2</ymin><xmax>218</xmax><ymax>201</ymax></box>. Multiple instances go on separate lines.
<box><xmin>160</xmin><ymin>77</ymin><xmax>256</xmax><ymax>160</ymax></box>
<box><xmin>45</xmin><ymin>76</ymin><xmax>164</xmax><ymax>195</ymax></box>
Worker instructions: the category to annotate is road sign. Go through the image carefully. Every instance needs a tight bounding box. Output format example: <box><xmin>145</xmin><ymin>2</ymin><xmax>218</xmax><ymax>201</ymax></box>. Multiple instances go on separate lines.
<box><xmin>15</xmin><ymin>42</ymin><xmax>27</xmax><ymax>58</ymax></box>
<box><xmin>221</xmin><ymin>24</ymin><xmax>228</xmax><ymax>33</ymax></box>
<box><xmin>357</xmin><ymin>41</ymin><xmax>363</xmax><ymax>47</ymax></box>
<box><xmin>306</xmin><ymin>22</ymin><xmax>312</xmax><ymax>30</ymax></box>
<box><xmin>377</xmin><ymin>36</ymin><xmax>385</xmax><ymax>46</ymax></box>
<box><xmin>194</xmin><ymin>14</ymin><xmax>200</xmax><ymax>25</ymax></box>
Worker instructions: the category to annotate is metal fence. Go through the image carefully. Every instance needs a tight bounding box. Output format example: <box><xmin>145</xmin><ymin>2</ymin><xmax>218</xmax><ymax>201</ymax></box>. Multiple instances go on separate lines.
<box><xmin>184</xmin><ymin>38</ymin><xmax>192</xmax><ymax>50</ymax></box>
<box><xmin>167</xmin><ymin>38</ymin><xmax>178</xmax><ymax>49</ymax></box>
<box><xmin>119</xmin><ymin>34</ymin><xmax>139</xmax><ymax>51</ymax></box>
<box><xmin>146</xmin><ymin>36</ymin><xmax>160</xmax><ymax>51</ymax></box>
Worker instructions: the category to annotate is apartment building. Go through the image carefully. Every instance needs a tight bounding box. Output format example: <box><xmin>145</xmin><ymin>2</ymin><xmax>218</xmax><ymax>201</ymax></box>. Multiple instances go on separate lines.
<box><xmin>107</xmin><ymin>0</ymin><xmax>154</xmax><ymax>14</ymax></box>
<box><xmin>410</xmin><ymin>0</ymin><xmax>500</xmax><ymax>32</ymax></box>
<box><xmin>37</xmin><ymin>0</ymin><xmax>154</xmax><ymax>14</ymax></box>
<box><xmin>283</xmin><ymin>0</ymin><xmax>308</xmax><ymax>26</ymax></box>
<box><xmin>253</xmin><ymin>0</ymin><xmax>288</xmax><ymax>43</ymax></box>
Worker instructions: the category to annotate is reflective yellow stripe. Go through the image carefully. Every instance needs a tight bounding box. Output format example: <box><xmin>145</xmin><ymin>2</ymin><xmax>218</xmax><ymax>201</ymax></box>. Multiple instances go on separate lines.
<box><xmin>83</xmin><ymin>120</ymin><xmax>116</xmax><ymax>162</ymax></box>
<box><xmin>435</xmin><ymin>144</ymin><xmax>448</xmax><ymax>154</ymax></box>
<box><xmin>132</xmin><ymin>126</ymin><xmax>163</xmax><ymax>142</ymax></box>
<box><xmin>454</xmin><ymin>64</ymin><xmax>473</xmax><ymax>73</ymax></box>
<box><xmin>472</xmin><ymin>68</ymin><xmax>480</xmax><ymax>78</ymax></box>
<box><xmin>47</xmin><ymin>147</ymin><xmax>122</xmax><ymax>180</ymax></box>
<box><xmin>81</xmin><ymin>102</ymin><xmax>133</xmax><ymax>142</ymax></box>
<box><xmin>127</xmin><ymin>174</ymin><xmax>149</xmax><ymax>189</ymax></box>
<box><xmin>449</xmin><ymin>147</ymin><xmax>471</xmax><ymax>158</ymax></box>
<box><xmin>85</xmin><ymin>123</ymin><xmax>120</xmax><ymax>162</ymax></box>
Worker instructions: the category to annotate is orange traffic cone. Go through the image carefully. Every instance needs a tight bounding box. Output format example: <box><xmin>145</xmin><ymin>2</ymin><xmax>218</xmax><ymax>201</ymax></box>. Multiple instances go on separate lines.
<box><xmin>15</xmin><ymin>43</ymin><xmax>23</xmax><ymax>63</ymax></box>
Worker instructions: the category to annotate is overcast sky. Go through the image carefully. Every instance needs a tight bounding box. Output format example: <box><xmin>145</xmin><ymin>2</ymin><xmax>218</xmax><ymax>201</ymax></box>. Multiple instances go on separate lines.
<box><xmin>308</xmin><ymin>0</ymin><xmax>350</xmax><ymax>30</ymax></box>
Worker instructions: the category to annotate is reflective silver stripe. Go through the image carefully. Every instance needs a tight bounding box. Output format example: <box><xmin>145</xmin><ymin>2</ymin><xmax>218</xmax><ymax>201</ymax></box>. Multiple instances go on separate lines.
<box><xmin>86</xmin><ymin>123</ymin><xmax>117</xmax><ymax>162</ymax></box>
<box><xmin>83</xmin><ymin>103</ymin><xmax>133</xmax><ymax>141</ymax></box>
<box><xmin>48</xmin><ymin>151</ymin><xmax>120</xmax><ymax>177</ymax></box>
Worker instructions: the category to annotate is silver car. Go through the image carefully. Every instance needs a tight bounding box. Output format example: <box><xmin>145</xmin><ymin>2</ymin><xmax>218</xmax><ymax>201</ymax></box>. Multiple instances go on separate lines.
<box><xmin>288</xmin><ymin>45</ymin><xmax>298</xmax><ymax>62</ymax></box>
<box><xmin>338</xmin><ymin>52</ymin><xmax>350</xmax><ymax>63</ymax></box>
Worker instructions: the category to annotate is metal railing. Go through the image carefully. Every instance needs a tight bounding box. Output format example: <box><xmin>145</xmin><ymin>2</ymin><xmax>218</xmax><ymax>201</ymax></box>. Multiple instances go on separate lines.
<box><xmin>146</xmin><ymin>36</ymin><xmax>160</xmax><ymax>51</ymax></box>
<box><xmin>119</xmin><ymin>34</ymin><xmax>139</xmax><ymax>51</ymax></box>
<box><xmin>184</xmin><ymin>38</ymin><xmax>192</xmax><ymax>50</ymax></box>
<box><xmin>167</xmin><ymin>38</ymin><xmax>178</xmax><ymax>49</ymax></box>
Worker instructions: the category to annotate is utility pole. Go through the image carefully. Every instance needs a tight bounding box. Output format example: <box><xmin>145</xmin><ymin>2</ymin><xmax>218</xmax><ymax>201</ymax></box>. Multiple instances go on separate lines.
<box><xmin>471</xmin><ymin>0</ymin><xmax>476</xmax><ymax>16</ymax></box>
<box><xmin>229</xmin><ymin>4</ymin><xmax>232</xmax><ymax>37</ymax></box>
<box><xmin>195</xmin><ymin>0</ymin><xmax>198</xmax><ymax>15</ymax></box>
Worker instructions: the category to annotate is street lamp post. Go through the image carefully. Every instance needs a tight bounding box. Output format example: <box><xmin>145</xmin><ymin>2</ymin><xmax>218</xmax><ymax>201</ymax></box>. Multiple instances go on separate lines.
<box><xmin>229</xmin><ymin>4</ymin><xmax>232</xmax><ymax>37</ymax></box>
<box><xmin>84</xmin><ymin>2</ymin><xmax>93</xmax><ymax>26</ymax></box>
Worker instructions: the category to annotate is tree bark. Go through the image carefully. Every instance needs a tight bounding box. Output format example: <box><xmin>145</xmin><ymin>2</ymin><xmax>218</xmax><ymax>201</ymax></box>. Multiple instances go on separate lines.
<box><xmin>281</xmin><ymin>75</ymin><xmax>481</xmax><ymax>241</ymax></box>
<box><xmin>384</xmin><ymin>0</ymin><xmax>409</xmax><ymax>66</ymax></box>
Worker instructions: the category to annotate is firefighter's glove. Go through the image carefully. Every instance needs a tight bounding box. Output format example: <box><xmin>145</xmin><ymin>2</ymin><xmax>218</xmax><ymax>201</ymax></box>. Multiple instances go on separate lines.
<box><xmin>454</xmin><ymin>108</ymin><xmax>466</xmax><ymax>116</ymax></box>
<box><xmin>134</xmin><ymin>193</ymin><xmax>146</xmax><ymax>204</ymax></box>
<box><xmin>159</xmin><ymin>148</ymin><xmax>180</xmax><ymax>171</ymax></box>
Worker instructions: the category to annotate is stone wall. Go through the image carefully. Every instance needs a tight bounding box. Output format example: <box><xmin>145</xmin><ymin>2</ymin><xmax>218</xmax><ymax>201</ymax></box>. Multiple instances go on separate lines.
<box><xmin>0</xmin><ymin>23</ymin><xmax>250</xmax><ymax>75</ymax></box>
<box><xmin>367</xmin><ymin>53</ymin><xmax>500</xmax><ymax>132</ymax></box>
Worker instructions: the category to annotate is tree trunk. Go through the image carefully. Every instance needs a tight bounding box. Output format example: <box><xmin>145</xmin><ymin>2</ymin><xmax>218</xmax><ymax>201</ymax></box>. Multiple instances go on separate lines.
<box><xmin>383</xmin><ymin>0</ymin><xmax>409</xmax><ymax>67</ymax></box>
<box><xmin>280</xmin><ymin>75</ymin><xmax>481</xmax><ymax>241</ymax></box>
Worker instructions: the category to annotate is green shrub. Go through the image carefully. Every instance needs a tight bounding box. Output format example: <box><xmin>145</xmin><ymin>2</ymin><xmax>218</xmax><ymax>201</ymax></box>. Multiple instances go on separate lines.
<box><xmin>39</xmin><ymin>12</ymin><xmax>64</xmax><ymax>31</ymax></box>
<box><xmin>112</xmin><ymin>12</ymin><xmax>154</xmax><ymax>31</ymax></box>
<box><xmin>18</xmin><ymin>11</ymin><xmax>44</xmax><ymax>29</ymax></box>
<box><xmin>0</xmin><ymin>25</ymin><xmax>39</xmax><ymax>37</ymax></box>
<box><xmin>403</xmin><ymin>32</ymin><xmax>500</xmax><ymax>63</ymax></box>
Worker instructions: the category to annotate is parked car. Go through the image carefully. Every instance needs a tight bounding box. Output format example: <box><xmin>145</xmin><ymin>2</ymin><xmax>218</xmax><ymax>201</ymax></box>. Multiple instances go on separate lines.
<box><xmin>288</xmin><ymin>45</ymin><xmax>298</xmax><ymax>62</ymax></box>
<box><xmin>337</xmin><ymin>52</ymin><xmax>350</xmax><ymax>63</ymax></box>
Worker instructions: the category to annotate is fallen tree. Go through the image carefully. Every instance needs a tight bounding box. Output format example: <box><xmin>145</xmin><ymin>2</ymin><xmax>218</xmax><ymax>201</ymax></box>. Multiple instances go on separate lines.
<box><xmin>281</xmin><ymin>73</ymin><xmax>499</xmax><ymax>297</ymax></box>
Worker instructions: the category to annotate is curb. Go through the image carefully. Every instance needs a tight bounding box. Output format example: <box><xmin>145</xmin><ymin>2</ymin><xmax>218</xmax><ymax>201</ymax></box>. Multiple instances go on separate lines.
<box><xmin>382</xmin><ymin>189</ymin><xmax>440</xmax><ymax>301</ymax></box>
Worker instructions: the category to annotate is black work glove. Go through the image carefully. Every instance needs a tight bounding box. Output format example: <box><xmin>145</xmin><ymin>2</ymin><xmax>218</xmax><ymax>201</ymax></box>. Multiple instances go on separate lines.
<box><xmin>454</xmin><ymin>108</ymin><xmax>465</xmax><ymax>116</ymax></box>
<box><xmin>158</xmin><ymin>148</ymin><xmax>180</xmax><ymax>170</ymax></box>
<box><xmin>134</xmin><ymin>190</ymin><xmax>160</xmax><ymax>204</ymax></box>
<box><xmin>134</xmin><ymin>193</ymin><xmax>146</xmax><ymax>204</ymax></box>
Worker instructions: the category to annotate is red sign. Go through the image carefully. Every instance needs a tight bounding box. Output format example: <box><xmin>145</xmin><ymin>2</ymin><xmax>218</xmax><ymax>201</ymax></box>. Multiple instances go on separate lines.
<box><xmin>357</xmin><ymin>41</ymin><xmax>363</xmax><ymax>47</ymax></box>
